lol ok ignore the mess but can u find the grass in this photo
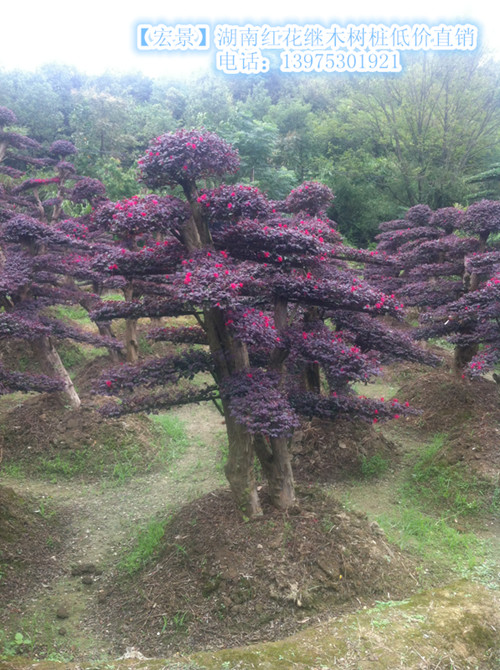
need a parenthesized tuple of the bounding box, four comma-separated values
(365, 433, 500, 586)
(149, 413, 190, 463)
(376, 506, 489, 578)
(50, 304, 91, 325)
(118, 516, 171, 575)
(402, 433, 500, 517)
(360, 452, 390, 479)
(57, 341, 108, 372)
(191, 581, 500, 670)
(31, 439, 146, 484)
(8, 413, 192, 485)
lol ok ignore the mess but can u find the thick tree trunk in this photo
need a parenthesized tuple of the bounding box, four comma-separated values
(254, 434, 296, 510)
(32, 336, 81, 409)
(204, 306, 262, 518)
(222, 400, 262, 518)
(252, 294, 297, 510)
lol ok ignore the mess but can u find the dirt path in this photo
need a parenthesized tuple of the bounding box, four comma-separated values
(0, 403, 226, 661)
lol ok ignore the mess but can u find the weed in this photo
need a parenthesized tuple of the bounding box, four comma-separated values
(360, 452, 389, 479)
(371, 617, 391, 628)
(320, 515, 336, 534)
(37, 452, 88, 480)
(174, 543, 188, 558)
(45, 651, 75, 662)
(368, 599, 410, 613)
(376, 506, 489, 576)
(118, 516, 170, 575)
(0, 632, 33, 658)
(138, 332, 155, 357)
(0, 462, 24, 478)
(340, 491, 354, 512)
(403, 433, 498, 517)
(172, 610, 189, 632)
(109, 461, 135, 485)
(36, 500, 55, 519)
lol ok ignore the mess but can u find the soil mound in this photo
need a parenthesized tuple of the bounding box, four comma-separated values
(291, 418, 396, 483)
(0, 486, 68, 610)
(396, 369, 500, 480)
(94, 486, 420, 658)
(0, 394, 162, 480)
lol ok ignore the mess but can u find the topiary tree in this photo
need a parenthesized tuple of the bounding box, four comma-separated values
(369, 200, 500, 376)
(415, 201, 500, 377)
(89, 192, 190, 362)
(90, 129, 436, 517)
(0, 107, 123, 407)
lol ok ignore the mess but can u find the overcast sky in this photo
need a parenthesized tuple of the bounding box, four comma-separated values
(0, 0, 497, 78)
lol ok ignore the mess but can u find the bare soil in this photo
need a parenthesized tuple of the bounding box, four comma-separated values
(92, 485, 421, 658)
(395, 366, 500, 481)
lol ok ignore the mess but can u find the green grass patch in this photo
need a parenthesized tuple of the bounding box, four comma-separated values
(50, 304, 91, 325)
(402, 433, 499, 517)
(118, 516, 171, 575)
(0, 462, 25, 478)
(4, 413, 193, 486)
(56, 340, 108, 375)
(149, 413, 190, 462)
(360, 452, 389, 479)
(32, 422, 163, 484)
(376, 506, 489, 578)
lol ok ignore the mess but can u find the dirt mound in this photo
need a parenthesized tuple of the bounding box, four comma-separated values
(94, 486, 420, 658)
(0, 393, 162, 480)
(0, 486, 68, 611)
(396, 369, 500, 480)
(291, 418, 397, 483)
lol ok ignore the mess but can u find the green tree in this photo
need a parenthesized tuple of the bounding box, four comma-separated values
(265, 98, 318, 181)
(345, 52, 500, 209)
(0, 69, 65, 144)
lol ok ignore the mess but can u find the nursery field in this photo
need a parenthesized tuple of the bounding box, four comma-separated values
(0, 321, 499, 670)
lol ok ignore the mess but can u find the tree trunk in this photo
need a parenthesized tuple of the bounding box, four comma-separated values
(124, 318, 139, 363)
(303, 362, 321, 393)
(32, 336, 81, 409)
(253, 294, 297, 510)
(453, 343, 478, 377)
(79, 291, 125, 364)
(301, 307, 321, 393)
(96, 321, 124, 364)
(222, 400, 262, 518)
(123, 283, 139, 363)
(204, 306, 262, 518)
(254, 434, 296, 510)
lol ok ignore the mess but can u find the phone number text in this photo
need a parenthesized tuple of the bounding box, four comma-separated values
(280, 50, 401, 73)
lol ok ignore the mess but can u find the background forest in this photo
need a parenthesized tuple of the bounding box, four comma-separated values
(1, 50, 500, 247)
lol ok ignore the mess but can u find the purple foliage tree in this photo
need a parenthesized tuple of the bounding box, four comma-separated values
(370, 200, 500, 376)
(90, 129, 436, 517)
(89, 193, 190, 362)
(0, 107, 122, 406)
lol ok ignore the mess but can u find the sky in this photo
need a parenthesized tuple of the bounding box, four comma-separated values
(0, 0, 498, 79)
